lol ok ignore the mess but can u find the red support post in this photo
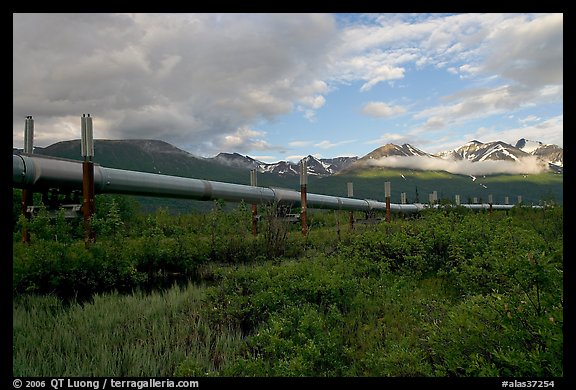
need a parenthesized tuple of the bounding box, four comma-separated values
(301, 184, 308, 236)
(82, 160, 96, 245)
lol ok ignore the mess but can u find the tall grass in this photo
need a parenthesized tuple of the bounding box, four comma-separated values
(13, 206, 563, 377)
(13, 282, 243, 376)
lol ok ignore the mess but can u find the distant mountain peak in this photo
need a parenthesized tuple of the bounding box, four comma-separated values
(208, 152, 358, 176)
(21, 137, 562, 179)
(357, 143, 431, 162)
(515, 138, 543, 153)
(339, 138, 562, 175)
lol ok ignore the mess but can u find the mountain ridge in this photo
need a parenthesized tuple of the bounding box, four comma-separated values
(13, 138, 563, 207)
(14, 137, 563, 177)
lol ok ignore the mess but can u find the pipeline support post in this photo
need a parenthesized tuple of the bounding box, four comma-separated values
(81, 114, 96, 246)
(347, 182, 354, 230)
(384, 181, 391, 223)
(21, 115, 35, 243)
(300, 160, 308, 236)
(250, 169, 258, 236)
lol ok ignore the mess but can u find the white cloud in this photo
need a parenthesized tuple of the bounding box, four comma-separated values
(13, 13, 562, 160)
(299, 95, 326, 110)
(481, 13, 563, 88)
(315, 140, 336, 149)
(362, 101, 406, 117)
(213, 126, 272, 154)
(289, 140, 312, 147)
(328, 13, 508, 91)
(412, 83, 562, 131)
(408, 114, 563, 156)
(13, 13, 339, 154)
(314, 139, 356, 149)
(519, 115, 540, 124)
(472, 115, 563, 148)
(333, 13, 562, 134)
(365, 155, 547, 176)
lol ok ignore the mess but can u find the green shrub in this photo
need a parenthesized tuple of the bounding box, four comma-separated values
(425, 293, 563, 377)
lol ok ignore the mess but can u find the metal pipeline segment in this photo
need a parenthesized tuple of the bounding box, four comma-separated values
(460, 203, 515, 211)
(12, 154, 530, 213)
(13, 154, 396, 213)
(13, 153, 276, 203)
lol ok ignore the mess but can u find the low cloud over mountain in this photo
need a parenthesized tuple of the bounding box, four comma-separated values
(350, 139, 562, 176)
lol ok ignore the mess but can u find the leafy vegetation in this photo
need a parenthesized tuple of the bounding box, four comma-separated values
(12, 192, 563, 377)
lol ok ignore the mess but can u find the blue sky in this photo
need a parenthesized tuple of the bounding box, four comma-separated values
(13, 13, 563, 163)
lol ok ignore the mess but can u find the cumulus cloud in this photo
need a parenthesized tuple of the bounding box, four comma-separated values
(481, 13, 563, 88)
(329, 13, 507, 90)
(289, 140, 313, 147)
(362, 101, 406, 117)
(13, 13, 338, 155)
(13, 13, 562, 160)
(409, 14, 562, 133)
(211, 126, 272, 154)
(365, 155, 547, 176)
(412, 83, 562, 132)
(520, 115, 540, 124)
(314, 139, 356, 149)
(471, 115, 563, 148)
(332, 13, 562, 140)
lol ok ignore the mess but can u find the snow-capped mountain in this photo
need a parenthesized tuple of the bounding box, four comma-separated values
(345, 143, 436, 171)
(515, 138, 543, 154)
(436, 140, 528, 162)
(302, 155, 358, 176)
(208, 153, 358, 176)
(515, 138, 563, 171)
(211, 152, 262, 170)
(339, 139, 563, 175)
(435, 139, 563, 173)
(260, 160, 300, 176)
(358, 143, 432, 162)
(210, 138, 562, 177)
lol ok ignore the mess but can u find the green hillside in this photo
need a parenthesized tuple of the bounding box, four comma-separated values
(28, 140, 563, 213)
(308, 168, 563, 206)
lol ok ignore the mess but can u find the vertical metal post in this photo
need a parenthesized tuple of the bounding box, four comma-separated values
(488, 194, 493, 214)
(21, 116, 34, 243)
(517, 195, 522, 205)
(347, 182, 354, 230)
(81, 114, 96, 246)
(384, 181, 391, 223)
(300, 159, 308, 236)
(455, 194, 460, 206)
(250, 169, 258, 236)
(504, 196, 509, 205)
(23, 116, 34, 154)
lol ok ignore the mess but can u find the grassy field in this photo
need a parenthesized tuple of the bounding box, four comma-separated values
(12, 201, 563, 378)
